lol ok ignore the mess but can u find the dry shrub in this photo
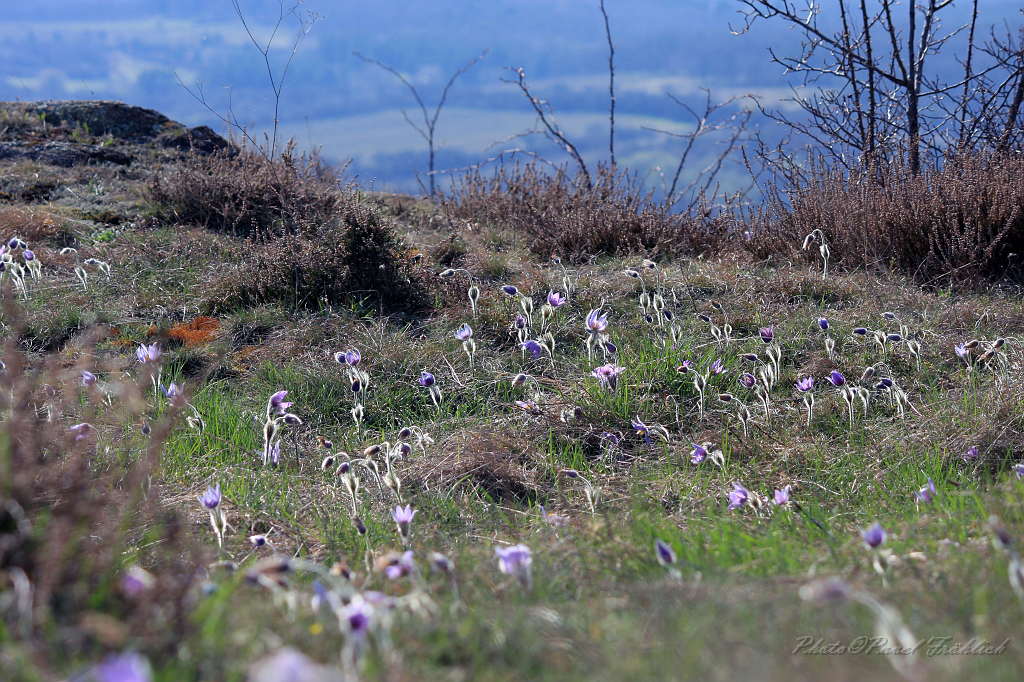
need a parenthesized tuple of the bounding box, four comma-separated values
(0, 207, 74, 245)
(0, 333, 201, 669)
(443, 162, 736, 262)
(146, 142, 340, 239)
(748, 152, 1024, 285)
(212, 191, 430, 312)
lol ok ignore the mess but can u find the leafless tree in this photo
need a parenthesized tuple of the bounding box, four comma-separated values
(733, 0, 1015, 174)
(355, 51, 489, 197)
(599, 0, 616, 167)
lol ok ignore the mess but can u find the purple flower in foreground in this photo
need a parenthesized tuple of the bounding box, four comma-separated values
(267, 390, 292, 414)
(135, 342, 161, 364)
(655, 538, 676, 566)
(455, 323, 473, 340)
(82, 371, 96, 387)
(852, 327, 868, 336)
(915, 478, 936, 503)
(495, 544, 532, 581)
(796, 376, 814, 392)
(954, 344, 969, 359)
(345, 598, 374, 638)
(522, 340, 543, 359)
(385, 550, 416, 579)
(502, 285, 518, 296)
(95, 651, 152, 682)
(827, 371, 845, 387)
(604, 340, 618, 355)
(773, 485, 792, 507)
(727, 482, 748, 510)
(23, 249, 34, 261)
(1013, 463, 1024, 480)
(591, 363, 625, 390)
(514, 314, 527, 330)
(862, 522, 886, 549)
(690, 443, 708, 464)
(418, 371, 435, 388)
(759, 326, 774, 344)
(710, 358, 726, 375)
(586, 308, 609, 333)
(547, 290, 566, 307)
(197, 483, 221, 510)
(739, 373, 756, 389)
(344, 349, 361, 366)
(962, 445, 979, 461)
(69, 422, 93, 442)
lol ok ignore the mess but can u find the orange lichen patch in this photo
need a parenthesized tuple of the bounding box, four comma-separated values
(167, 316, 221, 347)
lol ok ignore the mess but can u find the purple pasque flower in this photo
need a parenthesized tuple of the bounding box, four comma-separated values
(915, 478, 936, 503)
(862, 522, 886, 549)
(82, 371, 97, 387)
(455, 323, 473, 340)
(135, 342, 161, 364)
(655, 538, 676, 566)
(632, 417, 652, 446)
(852, 327, 868, 336)
(418, 371, 435, 388)
(522, 339, 543, 359)
(690, 443, 708, 464)
(495, 544, 532, 582)
(267, 389, 292, 415)
(954, 344, 969, 359)
(197, 483, 221, 510)
(962, 445, 979, 461)
(827, 371, 845, 387)
(95, 651, 152, 682)
(874, 377, 893, 390)
(514, 314, 527, 330)
(728, 482, 748, 510)
(23, 249, 34, 261)
(539, 505, 568, 527)
(547, 290, 566, 307)
(121, 565, 154, 597)
(385, 550, 416, 579)
(759, 326, 774, 344)
(817, 317, 829, 331)
(392, 504, 418, 536)
(1013, 463, 1024, 480)
(502, 285, 519, 296)
(739, 372, 756, 389)
(604, 340, 618, 355)
(796, 376, 814, 392)
(345, 598, 374, 638)
(69, 422, 93, 442)
(676, 359, 692, 374)
(250, 534, 268, 548)
(773, 485, 792, 507)
(591, 363, 625, 390)
(586, 308, 609, 333)
(344, 349, 361, 366)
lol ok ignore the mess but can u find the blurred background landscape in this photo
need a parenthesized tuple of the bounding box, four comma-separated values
(3, 0, 1020, 195)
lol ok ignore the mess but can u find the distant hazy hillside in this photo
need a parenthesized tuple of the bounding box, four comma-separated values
(6, 0, 1021, 192)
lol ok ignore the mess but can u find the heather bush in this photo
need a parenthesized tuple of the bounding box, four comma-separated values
(443, 162, 737, 262)
(748, 152, 1024, 285)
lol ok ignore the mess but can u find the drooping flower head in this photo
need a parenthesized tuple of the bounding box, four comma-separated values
(418, 371, 435, 388)
(862, 522, 886, 549)
(728, 482, 748, 510)
(632, 417, 652, 445)
(502, 285, 518, 297)
(690, 443, 708, 464)
(827, 371, 845, 387)
(655, 538, 676, 566)
(522, 340, 543, 359)
(267, 390, 292, 415)
(817, 317, 829, 331)
(586, 308, 609, 333)
(514, 314, 527, 330)
(198, 483, 221, 510)
(547, 290, 566, 307)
